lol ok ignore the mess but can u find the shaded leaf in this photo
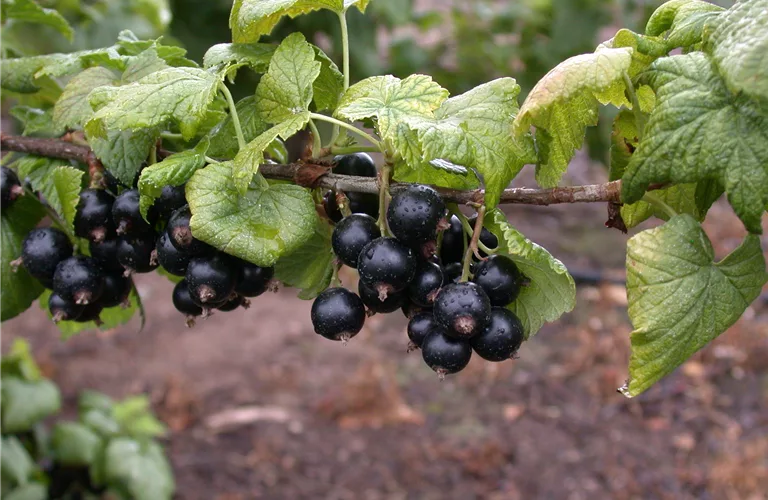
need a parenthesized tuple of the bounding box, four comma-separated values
(1, 376, 61, 433)
(52, 67, 118, 130)
(2, 0, 74, 41)
(104, 438, 174, 500)
(207, 96, 268, 159)
(274, 217, 334, 299)
(51, 422, 102, 466)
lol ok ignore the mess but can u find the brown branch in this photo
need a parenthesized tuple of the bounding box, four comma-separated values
(1, 134, 623, 205)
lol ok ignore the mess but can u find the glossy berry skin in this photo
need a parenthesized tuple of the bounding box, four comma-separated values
(407, 311, 439, 350)
(443, 262, 463, 283)
(471, 308, 524, 362)
(217, 294, 248, 312)
(154, 184, 187, 221)
(311, 287, 366, 342)
(1, 166, 23, 210)
(357, 237, 417, 300)
(468, 215, 498, 257)
(113, 189, 155, 235)
(439, 215, 465, 265)
(332, 214, 381, 268)
(235, 260, 274, 297)
(99, 273, 132, 308)
(116, 233, 158, 274)
(48, 292, 84, 323)
(167, 206, 211, 256)
(386, 185, 446, 246)
(89, 239, 124, 273)
(408, 262, 444, 308)
(421, 330, 472, 377)
(186, 253, 237, 306)
(21, 228, 73, 288)
(472, 255, 524, 306)
(333, 153, 377, 177)
(401, 299, 429, 320)
(172, 279, 203, 317)
(323, 190, 379, 223)
(156, 232, 191, 276)
(53, 256, 105, 305)
(74, 189, 116, 243)
(358, 280, 405, 314)
(74, 302, 104, 323)
(433, 282, 491, 339)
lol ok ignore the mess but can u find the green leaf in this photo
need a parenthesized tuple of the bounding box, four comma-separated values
(0, 54, 61, 93)
(113, 395, 167, 438)
(1, 376, 61, 433)
(1, 339, 43, 381)
(138, 138, 209, 219)
(514, 47, 633, 188)
(86, 67, 222, 141)
(52, 67, 118, 130)
(1, 194, 46, 322)
(274, 217, 334, 299)
(485, 209, 576, 337)
(187, 161, 316, 266)
(393, 159, 480, 190)
(203, 42, 276, 71)
(598, 29, 668, 78)
(51, 422, 102, 466)
(104, 438, 174, 500)
(621, 53, 768, 234)
(312, 45, 344, 112)
(623, 215, 767, 397)
(79, 390, 115, 415)
(116, 31, 194, 68)
(121, 46, 171, 83)
(10, 106, 64, 136)
(2, 0, 74, 41)
(13, 158, 85, 231)
(1, 436, 35, 487)
(207, 96, 268, 159)
(3, 483, 47, 500)
(710, 0, 768, 101)
(88, 129, 158, 187)
(39, 289, 140, 338)
(646, 0, 723, 49)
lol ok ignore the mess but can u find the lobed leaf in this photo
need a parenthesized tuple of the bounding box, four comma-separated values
(207, 96, 268, 159)
(274, 217, 334, 299)
(203, 42, 276, 71)
(53, 67, 118, 130)
(1, 0, 74, 41)
(312, 46, 344, 112)
(88, 129, 159, 187)
(646, 0, 723, 49)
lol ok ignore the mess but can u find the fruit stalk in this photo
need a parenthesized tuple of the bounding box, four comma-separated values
(460, 206, 486, 282)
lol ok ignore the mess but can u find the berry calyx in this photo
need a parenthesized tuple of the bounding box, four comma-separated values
(433, 282, 491, 339)
(53, 256, 105, 305)
(172, 279, 204, 327)
(331, 213, 381, 268)
(357, 237, 417, 301)
(74, 189, 116, 243)
(311, 287, 366, 343)
(1, 166, 23, 210)
(112, 189, 155, 235)
(116, 232, 158, 274)
(470, 308, 524, 362)
(472, 255, 524, 306)
(48, 292, 84, 323)
(386, 185, 446, 246)
(19, 228, 73, 288)
(156, 231, 191, 277)
(408, 262, 444, 308)
(235, 260, 275, 297)
(217, 294, 250, 312)
(154, 184, 187, 221)
(439, 215, 465, 265)
(421, 330, 472, 379)
(358, 280, 406, 315)
(407, 311, 439, 352)
(98, 273, 132, 308)
(185, 253, 237, 306)
(167, 206, 211, 255)
(89, 239, 125, 273)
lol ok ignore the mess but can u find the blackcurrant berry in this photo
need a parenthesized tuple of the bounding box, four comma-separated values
(113, 189, 156, 235)
(471, 307, 524, 362)
(386, 185, 446, 246)
(89, 239, 124, 273)
(104, 170, 122, 194)
(433, 282, 491, 339)
(407, 311, 439, 351)
(357, 237, 417, 300)
(408, 262, 444, 308)
(48, 292, 84, 323)
(323, 190, 379, 223)
(156, 231, 191, 276)
(154, 184, 187, 221)
(167, 206, 211, 256)
(468, 215, 498, 257)
(358, 280, 405, 314)
(323, 191, 344, 223)
(310, 287, 366, 342)
(333, 153, 377, 177)
(172, 279, 204, 326)
(331, 214, 381, 268)
(53, 256, 105, 305)
(439, 215, 465, 265)
(116, 232, 158, 274)
(234, 260, 275, 297)
(421, 330, 472, 378)
(74, 302, 104, 324)
(443, 262, 463, 283)
(217, 294, 249, 312)
(99, 273, 132, 308)
(401, 299, 429, 319)
(186, 253, 237, 306)
(74, 189, 116, 243)
(19, 228, 73, 288)
(1, 166, 23, 211)
(472, 255, 524, 306)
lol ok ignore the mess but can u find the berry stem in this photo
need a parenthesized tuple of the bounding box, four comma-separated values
(641, 192, 678, 219)
(460, 205, 486, 282)
(309, 113, 381, 151)
(308, 119, 323, 159)
(335, 192, 353, 217)
(330, 145, 380, 155)
(377, 162, 393, 236)
(623, 72, 646, 142)
(220, 83, 246, 151)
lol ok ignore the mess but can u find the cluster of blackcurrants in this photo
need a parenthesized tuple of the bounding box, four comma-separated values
(311, 155, 527, 379)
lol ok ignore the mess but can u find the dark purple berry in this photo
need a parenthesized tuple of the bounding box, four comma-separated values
(332, 214, 381, 268)
(48, 292, 84, 323)
(401, 299, 428, 320)
(1, 166, 23, 210)
(407, 311, 439, 351)
(472, 255, 524, 306)
(387, 185, 446, 246)
(156, 231, 191, 277)
(408, 262, 444, 308)
(154, 184, 187, 221)
(89, 239, 124, 273)
(323, 190, 379, 223)
(217, 294, 249, 312)
(74, 302, 104, 323)
(358, 280, 405, 314)
(235, 260, 274, 297)
(74, 189, 116, 243)
(444, 262, 463, 283)
(98, 273, 131, 308)
(20, 228, 73, 288)
(433, 282, 491, 339)
(116, 232, 158, 274)
(357, 237, 417, 300)
(471, 308, 524, 361)
(311, 287, 366, 342)
(421, 330, 472, 378)
(172, 279, 204, 326)
(440, 215, 465, 265)
(333, 153, 377, 177)
(53, 256, 105, 305)
(185, 253, 237, 306)
(167, 206, 211, 256)
(113, 189, 156, 235)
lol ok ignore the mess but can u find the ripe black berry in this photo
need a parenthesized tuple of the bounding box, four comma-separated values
(443, 262, 463, 283)
(53, 256, 105, 305)
(471, 308, 524, 361)
(1, 166, 23, 210)
(386, 185, 446, 246)
(401, 299, 428, 319)
(407, 311, 439, 351)
(421, 330, 472, 378)
(433, 282, 491, 339)
(112, 189, 155, 235)
(408, 262, 444, 308)
(172, 279, 204, 326)
(472, 255, 524, 306)
(440, 215, 465, 265)
(154, 184, 187, 221)
(358, 280, 405, 314)
(186, 253, 237, 305)
(167, 206, 211, 255)
(235, 260, 275, 297)
(217, 294, 249, 312)
(99, 273, 132, 308)
(156, 231, 191, 276)
(323, 190, 379, 223)
(468, 215, 498, 257)
(357, 237, 417, 300)
(333, 153, 377, 177)
(48, 292, 84, 323)
(331, 214, 381, 268)
(74, 302, 104, 324)
(116, 232, 158, 274)
(20, 228, 73, 288)
(74, 189, 116, 243)
(89, 239, 124, 273)
(311, 287, 366, 342)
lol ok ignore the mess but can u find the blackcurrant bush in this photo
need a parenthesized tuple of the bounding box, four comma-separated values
(1, 166, 23, 210)
(48, 292, 84, 323)
(116, 232, 158, 274)
(186, 253, 237, 306)
(310, 287, 366, 342)
(99, 273, 132, 308)
(471, 308, 524, 362)
(468, 215, 498, 257)
(358, 280, 405, 314)
(156, 231, 191, 277)
(331, 214, 381, 268)
(167, 206, 211, 256)
(154, 184, 187, 221)
(333, 153, 377, 177)
(19, 228, 73, 288)
(408, 262, 444, 308)
(440, 215, 465, 265)
(235, 260, 275, 297)
(357, 237, 417, 300)
(89, 239, 124, 273)
(53, 256, 105, 305)
(74, 302, 104, 324)
(387, 185, 446, 246)
(421, 330, 472, 379)
(472, 255, 524, 306)
(407, 311, 439, 351)
(172, 279, 204, 326)
(217, 294, 249, 312)
(443, 262, 463, 283)
(113, 189, 156, 235)
(433, 282, 491, 339)
(74, 189, 116, 243)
